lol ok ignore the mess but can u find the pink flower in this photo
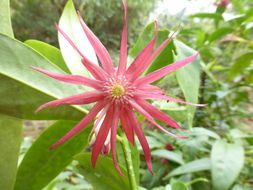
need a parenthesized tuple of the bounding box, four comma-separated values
(31, 0, 205, 176)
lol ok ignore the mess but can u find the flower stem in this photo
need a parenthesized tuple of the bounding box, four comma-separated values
(120, 132, 138, 190)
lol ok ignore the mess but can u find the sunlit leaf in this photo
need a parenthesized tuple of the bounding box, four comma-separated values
(58, 0, 98, 76)
(0, 0, 13, 37)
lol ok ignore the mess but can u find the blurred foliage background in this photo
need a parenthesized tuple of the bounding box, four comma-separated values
(11, 0, 156, 49)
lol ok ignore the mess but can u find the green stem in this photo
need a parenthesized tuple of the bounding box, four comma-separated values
(120, 132, 138, 190)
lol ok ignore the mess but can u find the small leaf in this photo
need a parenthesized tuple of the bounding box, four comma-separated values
(164, 158, 211, 179)
(24, 40, 71, 73)
(58, 0, 98, 76)
(0, 114, 22, 190)
(189, 127, 220, 139)
(0, 0, 14, 37)
(174, 40, 201, 129)
(190, 13, 223, 20)
(151, 150, 184, 165)
(171, 181, 189, 190)
(14, 121, 92, 190)
(211, 140, 244, 190)
(75, 153, 131, 190)
(208, 27, 233, 43)
(229, 52, 253, 79)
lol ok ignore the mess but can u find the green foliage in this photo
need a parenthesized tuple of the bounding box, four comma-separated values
(0, 114, 22, 190)
(0, 0, 14, 37)
(75, 153, 131, 190)
(14, 121, 92, 190)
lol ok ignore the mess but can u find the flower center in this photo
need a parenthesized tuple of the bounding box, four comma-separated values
(111, 85, 125, 97)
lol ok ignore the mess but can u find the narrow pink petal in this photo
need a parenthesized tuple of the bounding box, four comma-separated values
(36, 91, 104, 112)
(128, 110, 153, 173)
(55, 24, 84, 58)
(135, 54, 198, 86)
(50, 101, 106, 149)
(110, 106, 124, 176)
(120, 107, 135, 145)
(134, 92, 207, 107)
(139, 85, 165, 95)
(117, 0, 128, 75)
(92, 106, 114, 167)
(126, 21, 158, 80)
(129, 100, 187, 139)
(134, 99, 182, 130)
(81, 57, 107, 81)
(30, 66, 102, 90)
(77, 12, 114, 74)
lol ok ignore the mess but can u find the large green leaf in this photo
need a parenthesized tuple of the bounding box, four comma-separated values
(175, 41, 201, 129)
(75, 153, 131, 190)
(164, 158, 211, 179)
(0, 34, 88, 120)
(129, 22, 175, 75)
(58, 0, 98, 76)
(14, 121, 92, 190)
(24, 39, 71, 74)
(0, 114, 22, 190)
(190, 13, 223, 20)
(211, 140, 244, 190)
(0, 0, 14, 37)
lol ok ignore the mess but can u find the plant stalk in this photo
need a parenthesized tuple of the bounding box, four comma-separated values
(120, 132, 138, 190)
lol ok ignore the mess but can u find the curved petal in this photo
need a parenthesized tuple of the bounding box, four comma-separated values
(135, 54, 198, 86)
(117, 0, 128, 75)
(127, 109, 153, 173)
(110, 106, 124, 176)
(134, 91, 207, 107)
(129, 100, 187, 139)
(50, 100, 106, 149)
(81, 57, 108, 81)
(77, 12, 114, 74)
(36, 90, 104, 112)
(138, 85, 165, 95)
(134, 99, 182, 130)
(92, 106, 114, 167)
(120, 107, 135, 145)
(126, 21, 158, 80)
(30, 66, 102, 90)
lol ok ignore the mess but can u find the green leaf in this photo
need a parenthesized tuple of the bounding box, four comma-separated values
(190, 13, 223, 20)
(14, 121, 92, 190)
(0, 34, 88, 120)
(129, 22, 175, 76)
(58, 0, 98, 76)
(0, 0, 14, 37)
(189, 127, 220, 139)
(75, 153, 131, 190)
(208, 27, 234, 43)
(211, 140, 244, 190)
(174, 40, 201, 129)
(151, 150, 185, 165)
(164, 158, 211, 179)
(0, 114, 22, 190)
(229, 52, 253, 79)
(24, 40, 71, 74)
(171, 181, 189, 190)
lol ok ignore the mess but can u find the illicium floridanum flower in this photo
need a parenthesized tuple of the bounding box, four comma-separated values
(31, 0, 205, 176)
